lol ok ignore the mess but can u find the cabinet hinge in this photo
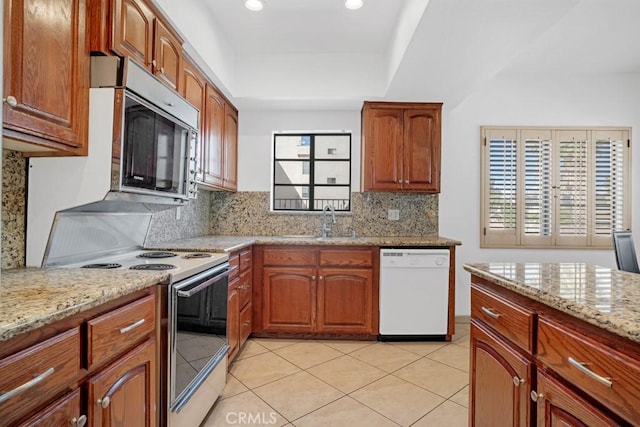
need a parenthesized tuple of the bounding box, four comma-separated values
(628, 139, 630, 148)
(483, 227, 487, 236)
(483, 137, 487, 147)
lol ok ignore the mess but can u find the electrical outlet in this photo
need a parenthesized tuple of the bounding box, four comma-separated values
(388, 209, 400, 221)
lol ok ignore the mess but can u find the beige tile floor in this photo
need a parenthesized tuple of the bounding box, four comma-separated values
(202, 322, 470, 427)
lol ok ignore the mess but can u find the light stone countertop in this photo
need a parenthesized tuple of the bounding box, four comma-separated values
(0, 268, 169, 342)
(146, 235, 462, 253)
(464, 262, 640, 344)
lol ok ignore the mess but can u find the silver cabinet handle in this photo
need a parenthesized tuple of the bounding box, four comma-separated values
(0, 367, 54, 404)
(481, 306, 501, 319)
(530, 390, 543, 402)
(120, 318, 145, 335)
(567, 357, 612, 388)
(97, 396, 110, 408)
(3, 96, 17, 107)
(512, 376, 525, 386)
(71, 415, 87, 427)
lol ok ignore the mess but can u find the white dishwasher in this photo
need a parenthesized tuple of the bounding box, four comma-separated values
(379, 248, 450, 339)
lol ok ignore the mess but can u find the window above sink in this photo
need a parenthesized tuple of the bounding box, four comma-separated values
(272, 132, 352, 212)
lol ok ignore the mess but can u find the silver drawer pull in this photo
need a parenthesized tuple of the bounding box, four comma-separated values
(120, 318, 145, 335)
(567, 357, 612, 388)
(0, 367, 55, 404)
(481, 306, 501, 319)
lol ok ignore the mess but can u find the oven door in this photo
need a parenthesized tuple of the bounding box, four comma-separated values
(169, 262, 231, 412)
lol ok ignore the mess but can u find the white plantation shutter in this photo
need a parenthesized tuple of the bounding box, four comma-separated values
(522, 130, 553, 245)
(592, 130, 629, 245)
(483, 129, 518, 245)
(481, 127, 630, 248)
(556, 131, 588, 246)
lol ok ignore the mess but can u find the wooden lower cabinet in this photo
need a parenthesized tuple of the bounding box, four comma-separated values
(227, 276, 241, 360)
(255, 246, 378, 337)
(534, 370, 620, 427)
(317, 268, 373, 333)
(470, 321, 532, 427)
(263, 267, 315, 333)
(228, 247, 253, 362)
(88, 338, 157, 427)
(18, 388, 83, 427)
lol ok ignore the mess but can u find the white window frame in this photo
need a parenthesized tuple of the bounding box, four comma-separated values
(480, 126, 631, 248)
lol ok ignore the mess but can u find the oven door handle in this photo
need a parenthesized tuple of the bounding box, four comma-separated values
(175, 265, 236, 298)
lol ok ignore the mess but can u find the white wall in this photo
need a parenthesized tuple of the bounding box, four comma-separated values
(237, 110, 361, 192)
(440, 72, 640, 315)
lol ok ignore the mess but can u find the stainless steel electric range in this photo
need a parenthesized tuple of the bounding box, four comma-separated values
(41, 211, 231, 427)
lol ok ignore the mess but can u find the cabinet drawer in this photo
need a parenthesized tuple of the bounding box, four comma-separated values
(537, 317, 640, 425)
(17, 388, 82, 427)
(263, 248, 317, 266)
(0, 328, 80, 425)
(471, 285, 534, 353)
(239, 248, 252, 272)
(87, 294, 156, 369)
(229, 253, 240, 280)
(320, 249, 373, 268)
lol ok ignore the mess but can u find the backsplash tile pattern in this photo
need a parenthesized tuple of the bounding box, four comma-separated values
(145, 192, 213, 246)
(2, 150, 26, 269)
(209, 191, 438, 236)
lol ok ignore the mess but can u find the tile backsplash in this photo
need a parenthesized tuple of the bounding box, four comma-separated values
(2, 150, 26, 269)
(209, 191, 438, 236)
(145, 192, 212, 246)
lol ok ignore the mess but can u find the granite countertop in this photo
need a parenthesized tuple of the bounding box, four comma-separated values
(147, 235, 462, 253)
(464, 262, 640, 344)
(0, 268, 169, 342)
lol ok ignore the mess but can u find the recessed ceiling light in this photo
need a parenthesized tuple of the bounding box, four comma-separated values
(345, 0, 363, 10)
(245, 0, 264, 11)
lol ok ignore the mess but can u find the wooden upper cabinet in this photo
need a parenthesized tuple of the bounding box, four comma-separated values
(111, 0, 153, 69)
(90, 0, 183, 91)
(153, 18, 181, 90)
(361, 102, 442, 193)
(3, 0, 89, 155)
(203, 85, 225, 188)
(180, 56, 206, 177)
(403, 108, 441, 192)
(223, 103, 238, 191)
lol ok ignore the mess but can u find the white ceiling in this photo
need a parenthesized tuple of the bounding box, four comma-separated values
(157, 0, 640, 110)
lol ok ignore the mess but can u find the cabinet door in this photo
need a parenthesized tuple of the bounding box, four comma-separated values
(263, 267, 315, 333)
(362, 107, 403, 191)
(534, 370, 620, 427)
(403, 108, 441, 192)
(112, 0, 154, 71)
(240, 303, 252, 348)
(317, 268, 373, 334)
(202, 85, 224, 188)
(227, 277, 240, 361)
(88, 339, 157, 427)
(17, 388, 83, 427)
(3, 0, 89, 154)
(153, 18, 181, 91)
(180, 57, 206, 180)
(223, 102, 238, 191)
(470, 321, 532, 427)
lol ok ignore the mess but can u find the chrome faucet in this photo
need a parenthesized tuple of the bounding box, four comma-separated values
(321, 205, 336, 238)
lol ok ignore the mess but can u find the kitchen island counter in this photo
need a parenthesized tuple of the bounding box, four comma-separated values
(0, 268, 168, 342)
(464, 262, 640, 344)
(146, 234, 462, 253)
